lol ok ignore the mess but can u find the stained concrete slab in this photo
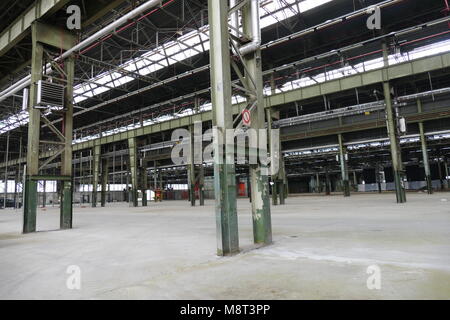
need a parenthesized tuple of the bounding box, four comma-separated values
(0, 192, 449, 299)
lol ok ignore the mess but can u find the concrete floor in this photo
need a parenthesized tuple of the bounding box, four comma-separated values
(0, 192, 449, 300)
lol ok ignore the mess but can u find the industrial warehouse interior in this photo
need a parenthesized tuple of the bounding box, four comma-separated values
(0, 0, 450, 303)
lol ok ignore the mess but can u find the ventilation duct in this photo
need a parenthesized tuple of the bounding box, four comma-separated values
(36, 80, 65, 109)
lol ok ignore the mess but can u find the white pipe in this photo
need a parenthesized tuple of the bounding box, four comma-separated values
(239, 0, 261, 56)
(0, 0, 163, 103)
(230, 0, 239, 38)
(0, 75, 31, 98)
(0, 66, 52, 102)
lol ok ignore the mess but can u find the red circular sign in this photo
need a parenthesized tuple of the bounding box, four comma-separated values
(242, 109, 251, 126)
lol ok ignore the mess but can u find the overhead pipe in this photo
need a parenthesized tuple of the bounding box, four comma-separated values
(0, 66, 53, 102)
(57, 0, 164, 61)
(230, 0, 239, 39)
(0, 0, 165, 103)
(239, 0, 261, 56)
(0, 74, 32, 99)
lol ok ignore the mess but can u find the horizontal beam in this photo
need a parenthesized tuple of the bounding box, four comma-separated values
(281, 108, 450, 141)
(265, 53, 450, 108)
(0, 0, 70, 58)
(28, 175, 72, 181)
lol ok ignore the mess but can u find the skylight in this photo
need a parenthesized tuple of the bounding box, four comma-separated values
(0, 0, 335, 135)
(72, 0, 334, 104)
(72, 39, 450, 144)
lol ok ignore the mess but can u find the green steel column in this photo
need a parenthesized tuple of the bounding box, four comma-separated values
(383, 42, 406, 203)
(60, 54, 74, 229)
(316, 173, 321, 193)
(188, 124, 196, 206)
(141, 166, 148, 207)
(376, 164, 382, 194)
(100, 159, 109, 207)
(208, 0, 239, 256)
(3, 133, 9, 209)
(23, 30, 43, 233)
(242, 2, 272, 245)
(13, 167, 19, 210)
(92, 144, 100, 207)
(437, 156, 445, 190)
(266, 108, 278, 206)
(199, 164, 205, 206)
(279, 158, 287, 205)
(128, 137, 138, 207)
(42, 180, 46, 207)
(153, 161, 158, 192)
(268, 72, 282, 205)
(338, 134, 350, 197)
(417, 99, 432, 194)
(325, 168, 331, 195)
(159, 170, 163, 193)
(444, 159, 449, 189)
(271, 180, 278, 205)
(383, 80, 406, 203)
(15, 138, 23, 210)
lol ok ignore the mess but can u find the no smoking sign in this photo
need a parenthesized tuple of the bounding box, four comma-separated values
(242, 109, 251, 127)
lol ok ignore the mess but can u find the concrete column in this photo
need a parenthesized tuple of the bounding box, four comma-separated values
(266, 108, 278, 206)
(188, 124, 196, 207)
(385, 80, 406, 203)
(444, 159, 449, 189)
(23, 39, 43, 233)
(437, 156, 445, 190)
(42, 180, 46, 207)
(79, 152, 83, 203)
(338, 134, 350, 197)
(15, 138, 22, 209)
(199, 165, 205, 206)
(242, 2, 272, 245)
(92, 144, 100, 207)
(418, 100, 432, 194)
(271, 178, 278, 205)
(208, 0, 239, 255)
(279, 158, 286, 205)
(325, 168, 331, 195)
(3, 133, 9, 209)
(267, 108, 286, 205)
(383, 42, 406, 203)
(100, 159, 109, 207)
(376, 165, 382, 194)
(128, 137, 138, 207)
(60, 54, 75, 229)
(316, 172, 321, 193)
(13, 166, 18, 209)
(268, 69, 285, 204)
(248, 174, 252, 202)
(153, 161, 158, 191)
(141, 165, 148, 206)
